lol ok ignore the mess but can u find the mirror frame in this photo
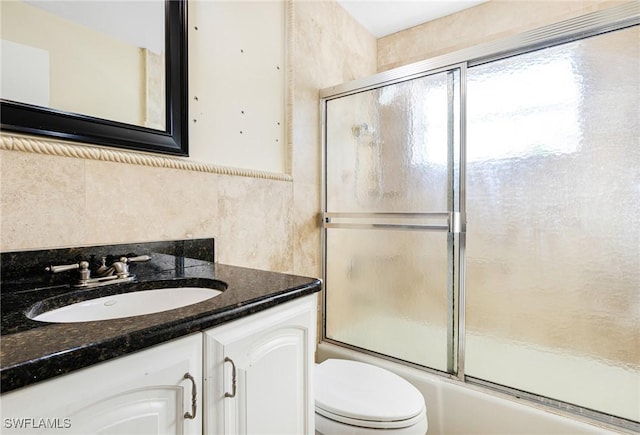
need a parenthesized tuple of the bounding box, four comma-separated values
(0, 0, 188, 156)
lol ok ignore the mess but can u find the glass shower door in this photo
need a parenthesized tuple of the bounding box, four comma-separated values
(323, 68, 461, 372)
(465, 26, 640, 422)
(321, 7, 639, 428)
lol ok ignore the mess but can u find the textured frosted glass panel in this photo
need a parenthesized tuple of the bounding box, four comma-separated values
(325, 228, 449, 371)
(466, 27, 639, 421)
(325, 71, 456, 212)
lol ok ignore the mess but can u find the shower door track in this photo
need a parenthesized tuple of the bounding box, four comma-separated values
(319, 3, 639, 101)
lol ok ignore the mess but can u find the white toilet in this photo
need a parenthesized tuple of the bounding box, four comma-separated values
(315, 359, 428, 434)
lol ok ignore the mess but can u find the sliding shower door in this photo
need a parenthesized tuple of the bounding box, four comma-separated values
(465, 25, 639, 422)
(323, 68, 461, 372)
(322, 5, 638, 428)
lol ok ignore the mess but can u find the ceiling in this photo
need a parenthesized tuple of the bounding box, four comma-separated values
(25, 0, 488, 51)
(337, 0, 488, 38)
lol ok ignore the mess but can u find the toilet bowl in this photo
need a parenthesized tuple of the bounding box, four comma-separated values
(315, 359, 428, 434)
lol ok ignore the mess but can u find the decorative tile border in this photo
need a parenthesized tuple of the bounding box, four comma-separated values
(0, 134, 293, 182)
(285, 0, 295, 175)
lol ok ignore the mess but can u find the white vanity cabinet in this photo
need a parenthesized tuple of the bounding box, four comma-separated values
(0, 333, 203, 435)
(204, 295, 317, 435)
(1, 294, 317, 435)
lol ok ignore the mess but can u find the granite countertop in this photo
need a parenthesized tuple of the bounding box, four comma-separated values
(0, 239, 322, 393)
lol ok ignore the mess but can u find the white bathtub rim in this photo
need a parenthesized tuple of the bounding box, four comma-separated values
(316, 341, 631, 435)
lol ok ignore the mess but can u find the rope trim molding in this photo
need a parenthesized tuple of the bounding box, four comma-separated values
(0, 134, 293, 182)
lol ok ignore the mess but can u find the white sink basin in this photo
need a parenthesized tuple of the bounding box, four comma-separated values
(31, 287, 222, 323)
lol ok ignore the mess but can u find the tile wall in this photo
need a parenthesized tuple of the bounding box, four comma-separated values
(378, 0, 625, 72)
(0, 0, 377, 283)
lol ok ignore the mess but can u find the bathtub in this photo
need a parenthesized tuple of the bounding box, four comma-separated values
(317, 342, 626, 435)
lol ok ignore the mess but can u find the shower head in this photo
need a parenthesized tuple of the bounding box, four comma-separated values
(351, 123, 369, 138)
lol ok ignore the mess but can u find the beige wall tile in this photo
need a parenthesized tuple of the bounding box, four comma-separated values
(292, 182, 322, 278)
(1, 149, 86, 250)
(83, 159, 219, 246)
(378, 0, 626, 72)
(216, 175, 293, 273)
(290, 0, 376, 284)
(291, 0, 376, 186)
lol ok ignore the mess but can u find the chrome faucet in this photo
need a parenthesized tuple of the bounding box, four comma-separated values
(46, 255, 151, 288)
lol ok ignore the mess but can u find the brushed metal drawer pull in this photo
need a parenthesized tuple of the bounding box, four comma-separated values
(224, 357, 237, 398)
(183, 372, 197, 419)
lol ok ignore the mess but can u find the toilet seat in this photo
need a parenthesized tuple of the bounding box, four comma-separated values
(315, 359, 426, 430)
(316, 405, 426, 430)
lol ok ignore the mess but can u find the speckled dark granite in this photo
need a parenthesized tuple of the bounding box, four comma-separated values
(0, 239, 321, 393)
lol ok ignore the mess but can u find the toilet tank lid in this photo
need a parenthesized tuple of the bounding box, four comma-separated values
(315, 359, 425, 422)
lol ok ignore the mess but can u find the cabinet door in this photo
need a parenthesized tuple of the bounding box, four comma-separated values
(204, 295, 317, 435)
(1, 333, 202, 435)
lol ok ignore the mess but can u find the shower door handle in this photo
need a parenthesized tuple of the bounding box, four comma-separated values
(449, 212, 465, 234)
(322, 212, 464, 232)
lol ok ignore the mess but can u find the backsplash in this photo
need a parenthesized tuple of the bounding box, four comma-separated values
(1, 238, 215, 293)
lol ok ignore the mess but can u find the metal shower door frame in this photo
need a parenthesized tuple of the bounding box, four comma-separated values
(320, 62, 467, 379)
(320, 5, 639, 430)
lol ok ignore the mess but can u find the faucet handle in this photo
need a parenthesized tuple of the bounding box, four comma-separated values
(46, 262, 81, 273)
(46, 261, 90, 281)
(111, 255, 150, 279)
(123, 255, 151, 263)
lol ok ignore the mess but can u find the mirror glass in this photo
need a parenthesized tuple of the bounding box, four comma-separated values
(1, 1, 166, 129)
(0, 0, 187, 156)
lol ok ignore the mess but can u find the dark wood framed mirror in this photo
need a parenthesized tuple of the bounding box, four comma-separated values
(0, 0, 188, 156)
